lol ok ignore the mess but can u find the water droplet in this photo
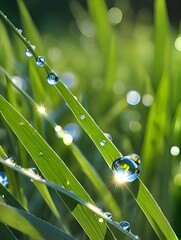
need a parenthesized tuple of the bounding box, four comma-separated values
(80, 114, 85, 120)
(28, 168, 39, 175)
(126, 90, 141, 105)
(142, 93, 154, 107)
(98, 218, 104, 223)
(39, 152, 43, 157)
(36, 56, 45, 67)
(112, 154, 141, 183)
(64, 123, 81, 141)
(0, 172, 8, 186)
(104, 133, 112, 141)
(66, 181, 70, 185)
(175, 35, 181, 52)
(1, 195, 5, 199)
(18, 28, 23, 34)
(47, 71, 59, 85)
(63, 133, 73, 145)
(108, 7, 123, 25)
(119, 221, 131, 231)
(134, 235, 140, 240)
(26, 49, 33, 57)
(104, 212, 112, 220)
(5, 156, 16, 165)
(170, 146, 180, 156)
(19, 122, 24, 126)
(100, 140, 106, 146)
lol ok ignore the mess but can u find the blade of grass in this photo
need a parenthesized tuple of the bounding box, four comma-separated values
(0, 66, 122, 221)
(0, 10, 178, 240)
(0, 202, 75, 240)
(0, 223, 18, 240)
(0, 155, 139, 240)
(153, 0, 169, 90)
(0, 96, 117, 240)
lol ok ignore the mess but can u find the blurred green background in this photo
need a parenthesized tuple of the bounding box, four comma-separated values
(0, 0, 181, 239)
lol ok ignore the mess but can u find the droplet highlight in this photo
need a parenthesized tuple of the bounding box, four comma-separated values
(47, 71, 59, 85)
(170, 146, 180, 156)
(112, 154, 141, 183)
(0, 172, 8, 186)
(100, 140, 106, 146)
(119, 221, 131, 231)
(26, 49, 33, 57)
(36, 56, 45, 67)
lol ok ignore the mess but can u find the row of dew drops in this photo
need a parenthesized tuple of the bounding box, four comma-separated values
(20, 26, 142, 183)
(0, 156, 140, 239)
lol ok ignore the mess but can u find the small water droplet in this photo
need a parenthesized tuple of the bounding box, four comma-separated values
(126, 90, 141, 105)
(134, 235, 140, 240)
(2, 195, 5, 199)
(28, 168, 39, 175)
(0, 172, 8, 186)
(80, 114, 85, 120)
(19, 122, 24, 126)
(18, 28, 23, 34)
(5, 156, 16, 165)
(98, 218, 104, 223)
(26, 49, 33, 57)
(100, 140, 106, 146)
(25, 45, 35, 57)
(64, 123, 81, 141)
(104, 212, 112, 220)
(104, 133, 112, 141)
(66, 181, 70, 185)
(112, 154, 141, 183)
(36, 56, 45, 67)
(119, 221, 131, 231)
(47, 71, 59, 85)
(39, 152, 43, 157)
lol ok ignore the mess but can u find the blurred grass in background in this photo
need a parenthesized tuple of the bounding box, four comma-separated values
(0, 0, 181, 239)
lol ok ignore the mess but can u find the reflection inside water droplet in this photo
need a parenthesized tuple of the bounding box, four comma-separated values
(26, 45, 35, 57)
(0, 172, 8, 186)
(47, 71, 59, 85)
(119, 221, 131, 231)
(112, 154, 141, 183)
(18, 28, 23, 34)
(36, 56, 45, 67)
(28, 168, 39, 175)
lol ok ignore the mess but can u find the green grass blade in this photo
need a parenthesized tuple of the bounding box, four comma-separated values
(0, 202, 75, 240)
(0, 156, 138, 240)
(153, 0, 169, 89)
(0, 96, 117, 240)
(87, 0, 111, 55)
(0, 223, 18, 240)
(17, 0, 44, 54)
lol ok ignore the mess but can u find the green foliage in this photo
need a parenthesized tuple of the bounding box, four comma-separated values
(0, 0, 180, 239)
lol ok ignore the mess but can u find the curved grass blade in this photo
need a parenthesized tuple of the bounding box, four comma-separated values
(0, 223, 18, 240)
(0, 10, 178, 240)
(0, 202, 75, 240)
(0, 96, 116, 240)
(0, 66, 122, 221)
(0, 156, 139, 240)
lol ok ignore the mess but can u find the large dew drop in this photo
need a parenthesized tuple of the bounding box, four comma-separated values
(119, 221, 131, 231)
(0, 171, 8, 186)
(47, 71, 59, 85)
(112, 154, 141, 183)
(36, 56, 45, 67)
